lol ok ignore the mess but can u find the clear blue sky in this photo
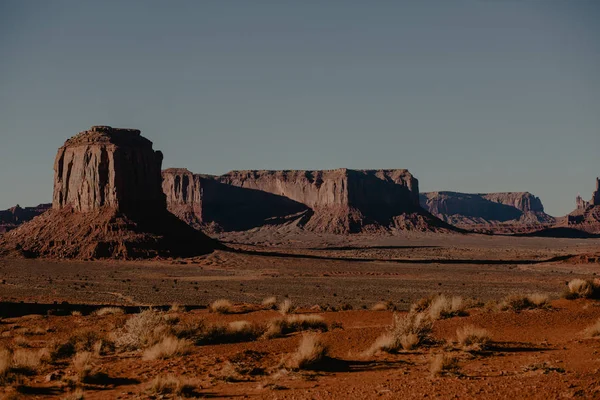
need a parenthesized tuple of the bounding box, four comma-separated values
(1, 1, 598, 216)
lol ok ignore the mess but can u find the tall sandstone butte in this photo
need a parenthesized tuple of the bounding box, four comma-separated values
(1, 126, 220, 259)
(163, 168, 453, 233)
(566, 177, 600, 233)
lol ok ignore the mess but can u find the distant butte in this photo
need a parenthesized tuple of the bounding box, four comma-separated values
(0, 126, 221, 259)
(162, 168, 456, 234)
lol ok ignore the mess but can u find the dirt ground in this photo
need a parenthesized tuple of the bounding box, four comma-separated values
(0, 232, 600, 399)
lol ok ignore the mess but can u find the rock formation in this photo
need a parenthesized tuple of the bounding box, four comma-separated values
(163, 168, 454, 234)
(0, 203, 51, 233)
(0, 126, 220, 259)
(564, 177, 600, 233)
(419, 191, 555, 232)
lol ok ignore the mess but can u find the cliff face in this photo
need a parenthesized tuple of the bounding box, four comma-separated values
(1, 126, 219, 259)
(565, 178, 600, 233)
(419, 191, 554, 230)
(163, 168, 449, 234)
(53, 126, 165, 213)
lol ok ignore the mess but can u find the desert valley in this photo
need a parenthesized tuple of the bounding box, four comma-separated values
(0, 126, 598, 399)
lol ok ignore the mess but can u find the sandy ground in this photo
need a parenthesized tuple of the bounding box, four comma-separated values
(0, 232, 599, 399)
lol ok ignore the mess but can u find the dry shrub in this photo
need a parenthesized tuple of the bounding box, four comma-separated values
(367, 312, 433, 355)
(430, 353, 460, 376)
(428, 295, 468, 320)
(278, 299, 294, 315)
(12, 349, 44, 372)
(111, 309, 168, 351)
(72, 351, 93, 382)
(0, 347, 12, 377)
(456, 325, 491, 350)
(209, 299, 234, 314)
(261, 297, 277, 309)
(287, 334, 329, 370)
(583, 318, 600, 338)
(147, 374, 196, 397)
(499, 293, 551, 311)
(50, 330, 105, 361)
(93, 307, 125, 316)
(143, 336, 192, 361)
(371, 301, 394, 311)
(410, 296, 434, 313)
(169, 303, 184, 313)
(175, 320, 264, 345)
(264, 315, 328, 338)
(564, 279, 600, 300)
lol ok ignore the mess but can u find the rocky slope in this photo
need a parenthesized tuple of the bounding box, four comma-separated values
(562, 178, 600, 233)
(1, 126, 220, 259)
(419, 191, 555, 232)
(0, 203, 50, 233)
(163, 168, 454, 234)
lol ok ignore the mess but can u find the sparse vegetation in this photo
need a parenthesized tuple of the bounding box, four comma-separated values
(287, 334, 329, 370)
(430, 353, 460, 376)
(428, 295, 468, 320)
(72, 351, 93, 382)
(583, 318, 600, 338)
(210, 299, 234, 314)
(456, 325, 491, 350)
(278, 299, 294, 315)
(143, 336, 192, 360)
(367, 311, 433, 354)
(499, 293, 551, 311)
(261, 297, 277, 309)
(147, 375, 196, 397)
(93, 307, 125, 316)
(563, 279, 600, 300)
(111, 309, 168, 350)
(174, 319, 265, 345)
(371, 301, 395, 311)
(264, 315, 328, 338)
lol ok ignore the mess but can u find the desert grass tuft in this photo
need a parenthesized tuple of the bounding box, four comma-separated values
(261, 297, 277, 309)
(563, 279, 600, 300)
(371, 301, 395, 311)
(111, 309, 168, 351)
(264, 315, 328, 338)
(93, 307, 125, 316)
(456, 325, 491, 350)
(147, 374, 196, 397)
(367, 312, 433, 355)
(430, 353, 460, 376)
(428, 295, 468, 320)
(209, 299, 234, 314)
(278, 299, 294, 315)
(583, 318, 600, 338)
(142, 336, 192, 360)
(499, 293, 551, 311)
(62, 389, 85, 400)
(287, 334, 329, 370)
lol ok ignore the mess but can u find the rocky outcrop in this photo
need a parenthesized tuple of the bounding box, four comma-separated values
(53, 126, 165, 213)
(163, 168, 453, 234)
(0, 203, 51, 233)
(419, 191, 554, 232)
(565, 178, 600, 233)
(1, 126, 220, 259)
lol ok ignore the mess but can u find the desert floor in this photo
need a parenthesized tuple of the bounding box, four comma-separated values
(0, 233, 599, 399)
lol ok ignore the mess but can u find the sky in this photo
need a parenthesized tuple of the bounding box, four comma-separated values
(0, 1, 598, 217)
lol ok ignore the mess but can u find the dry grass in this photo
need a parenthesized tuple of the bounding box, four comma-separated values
(72, 351, 93, 382)
(169, 303, 185, 313)
(62, 389, 85, 400)
(278, 299, 294, 315)
(564, 279, 600, 300)
(0, 347, 12, 377)
(264, 315, 328, 338)
(143, 336, 192, 360)
(428, 295, 468, 320)
(287, 334, 329, 370)
(147, 374, 196, 397)
(430, 353, 460, 376)
(499, 293, 551, 311)
(456, 325, 491, 350)
(367, 312, 433, 355)
(12, 349, 44, 371)
(261, 297, 277, 309)
(111, 309, 168, 351)
(209, 299, 234, 314)
(371, 301, 394, 311)
(71, 311, 82, 317)
(93, 307, 125, 316)
(583, 318, 600, 338)
(175, 319, 265, 345)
